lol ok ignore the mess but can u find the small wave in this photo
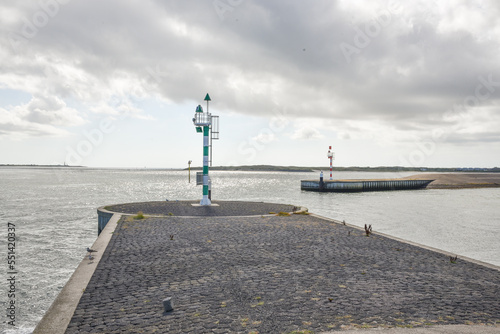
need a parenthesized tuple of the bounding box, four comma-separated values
(2, 326, 35, 334)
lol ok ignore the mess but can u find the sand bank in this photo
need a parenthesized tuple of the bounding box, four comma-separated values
(402, 173, 500, 189)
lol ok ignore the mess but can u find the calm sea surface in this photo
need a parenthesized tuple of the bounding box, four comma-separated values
(1, 167, 499, 333)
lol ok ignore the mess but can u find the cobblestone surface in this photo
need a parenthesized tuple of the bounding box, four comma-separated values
(104, 200, 297, 217)
(66, 204, 500, 333)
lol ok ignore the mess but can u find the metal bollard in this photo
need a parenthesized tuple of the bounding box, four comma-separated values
(163, 297, 173, 313)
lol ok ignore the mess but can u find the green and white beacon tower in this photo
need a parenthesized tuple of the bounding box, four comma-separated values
(192, 93, 219, 206)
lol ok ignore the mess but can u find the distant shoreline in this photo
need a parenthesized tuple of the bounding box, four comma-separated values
(2, 164, 499, 173)
(185, 165, 499, 173)
(0, 164, 84, 168)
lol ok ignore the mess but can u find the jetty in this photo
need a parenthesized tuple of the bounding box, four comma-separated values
(34, 200, 500, 333)
(301, 179, 434, 192)
(301, 173, 500, 192)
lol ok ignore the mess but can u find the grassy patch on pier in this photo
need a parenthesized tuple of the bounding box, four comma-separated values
(277, 211, 291, 216)
(133, 211, 145, 220)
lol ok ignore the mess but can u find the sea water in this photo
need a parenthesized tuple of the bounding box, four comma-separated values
(1, 167, 499, 333)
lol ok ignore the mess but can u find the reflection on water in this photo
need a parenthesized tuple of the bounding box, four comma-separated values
(0, 167, 499, 333)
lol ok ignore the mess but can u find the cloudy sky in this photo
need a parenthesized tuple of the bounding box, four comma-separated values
(1, 0, 499, 168)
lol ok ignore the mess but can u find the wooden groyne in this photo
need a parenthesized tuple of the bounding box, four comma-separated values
(301, 179, 434, 192)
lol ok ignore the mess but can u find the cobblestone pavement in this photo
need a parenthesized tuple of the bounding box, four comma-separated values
(66, 207, 500, 333)
(104, 200, 297, 217)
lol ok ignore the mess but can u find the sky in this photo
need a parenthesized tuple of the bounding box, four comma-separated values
(1, 0, 499, 168)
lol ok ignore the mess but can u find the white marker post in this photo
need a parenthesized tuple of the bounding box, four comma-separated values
(328, 146, 334, 180)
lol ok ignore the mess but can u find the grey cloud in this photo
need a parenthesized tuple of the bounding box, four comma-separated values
(24, 96, 85, 126)
(1, 0, 500, 143)
(0, 114, 69, 138)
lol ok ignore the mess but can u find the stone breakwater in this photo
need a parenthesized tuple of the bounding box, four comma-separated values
(60, 201, 500, 333)
(301, 173, 500, 192)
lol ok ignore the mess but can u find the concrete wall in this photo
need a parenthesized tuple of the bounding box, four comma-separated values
(97, 207, 114, 235)
(33, 213, 122, 334)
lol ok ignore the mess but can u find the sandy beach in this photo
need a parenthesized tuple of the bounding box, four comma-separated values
(402, 173, 500, 189)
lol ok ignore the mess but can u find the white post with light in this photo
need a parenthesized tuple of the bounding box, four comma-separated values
(327, 146, 335, 180)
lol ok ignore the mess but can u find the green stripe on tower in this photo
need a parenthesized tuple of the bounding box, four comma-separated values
(202, 124, 210, 204)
